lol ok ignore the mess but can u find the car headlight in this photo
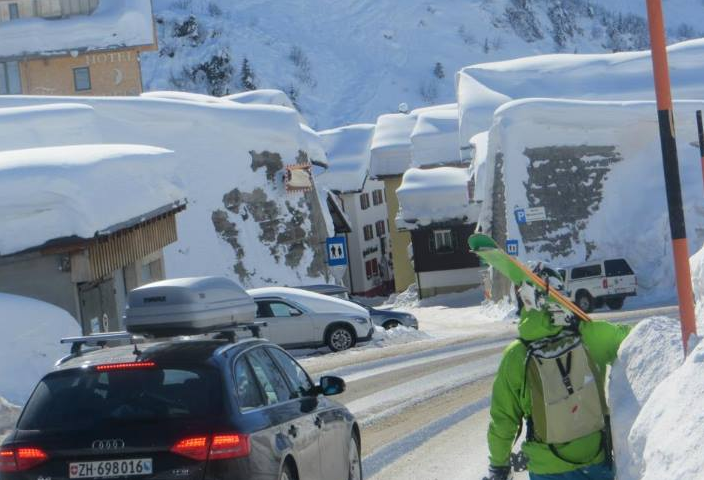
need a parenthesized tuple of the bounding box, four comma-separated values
(354, 317, 369, 325)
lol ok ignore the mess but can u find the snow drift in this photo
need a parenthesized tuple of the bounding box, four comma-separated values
(0, 94, 334, 287)
(0, 293, 80, 405)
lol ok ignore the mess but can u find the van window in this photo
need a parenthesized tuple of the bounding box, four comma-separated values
(604, 259, 634, 277)
(570, 264, 602, 280)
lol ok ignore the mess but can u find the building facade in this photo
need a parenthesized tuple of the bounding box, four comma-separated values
(0, 0, 156, 96)
(339, 179, 393, 297)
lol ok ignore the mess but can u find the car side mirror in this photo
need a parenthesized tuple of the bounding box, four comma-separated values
(289, 308, 302, 317)
(318, 376, 345, 396)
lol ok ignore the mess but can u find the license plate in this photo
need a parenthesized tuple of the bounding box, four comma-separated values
(69, 459, 153, 479)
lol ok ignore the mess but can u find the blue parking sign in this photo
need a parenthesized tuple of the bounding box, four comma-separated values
(514, 209, 527, 225)
(506, 239, 519, 256)
(326, 237, 348, 266)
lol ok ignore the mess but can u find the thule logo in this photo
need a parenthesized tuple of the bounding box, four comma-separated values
(143, 296, 166, 303)
(91, 439, 125, 450)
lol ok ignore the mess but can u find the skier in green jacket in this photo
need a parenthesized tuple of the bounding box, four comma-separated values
(482, 268, 631, 480)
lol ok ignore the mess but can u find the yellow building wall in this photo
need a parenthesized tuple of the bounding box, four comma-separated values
(21, 48, 144, 96)
(384, 176, 415, 293)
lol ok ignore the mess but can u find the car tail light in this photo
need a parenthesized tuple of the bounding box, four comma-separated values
(209, 434, 250, 460)
(0, 447, 49, 472)
(171, 434, 250, 461)
(95, 361, 157, 372)
(602, 278, 608, 289)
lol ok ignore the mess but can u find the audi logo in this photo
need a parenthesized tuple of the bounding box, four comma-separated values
(91, 439, 125, 450)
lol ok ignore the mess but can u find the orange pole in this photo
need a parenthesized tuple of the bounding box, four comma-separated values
(646, 0, 698, 354)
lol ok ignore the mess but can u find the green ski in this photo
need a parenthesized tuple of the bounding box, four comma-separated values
(468, 233, 591, 322)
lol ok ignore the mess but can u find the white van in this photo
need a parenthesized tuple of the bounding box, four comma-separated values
(558, 259, 637, 313)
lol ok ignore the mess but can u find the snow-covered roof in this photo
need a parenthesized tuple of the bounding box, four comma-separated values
(0, 0, 155, 59)
(468, 131, 489, 203)
(0, 293, 80, 404)
(317, 124, 375, 193)
(0, 144, 184, 256)
(141, 91, 230, 104)
(457, 38, 704, 147)
(396, 167, 480, 230)
(225, 89, 297, 110)
(299, 124, 328, 168)
(410, 105, 462, 168)
(247, 286, 367, 316)
(369, 113, 418, 178)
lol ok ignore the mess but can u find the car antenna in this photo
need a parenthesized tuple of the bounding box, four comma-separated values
(131, 336, 142, 356)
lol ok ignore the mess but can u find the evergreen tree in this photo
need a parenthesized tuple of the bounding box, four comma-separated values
(240, 58, 257, 91)
(433, 62, 445, 79)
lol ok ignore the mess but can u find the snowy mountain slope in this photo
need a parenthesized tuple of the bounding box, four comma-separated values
(142, 0, 704, 129)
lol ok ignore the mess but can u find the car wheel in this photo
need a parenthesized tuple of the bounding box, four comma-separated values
(383, 320, 401, 330)
(348, 435, 362, 480)
(576, 291, 594, 313)
(606, 297, 625, 310)
(280, 463, 295, 480)
(327, 326, 356, 352)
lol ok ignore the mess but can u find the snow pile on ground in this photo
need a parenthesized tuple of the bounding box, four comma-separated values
(316, 124, 376, 193)
(0, 293, 80, 405)
(609, 315, 704, 480)
(457, 38, 704, 146)
(0, 95, 333, 288)
(368, 325, 431, 347)
(481, 98, 704, 304)
(410, 105, 462, 168)
(144, 0, 703, 129)
(0, 0, 154, 58)
(0, 144, 183, 256)
(396, 167, 481, 228)
(0, 396, 20, 436)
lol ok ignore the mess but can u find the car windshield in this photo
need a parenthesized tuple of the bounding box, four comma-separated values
(18, 365, 223, 431)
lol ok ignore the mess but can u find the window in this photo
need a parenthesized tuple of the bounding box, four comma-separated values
(73, 67, 91, 91)
(604, 260, 634, 277)
(375, 220, 386, 237)
(266, 348, 314, 398)
(570, 264, 602, 280)
(234, 358, 265, 411)
(255, 300, 301, 318)
(360, 193, 370, 210)
(8, 3, 19, 20)
(246, 348, 293, 404)
(433, 229, 454, 254)
(363, 225, 374, 241)
(0, 61, 22, 95)
(372, 189, 384, 205)
(365, 259, 379, 279)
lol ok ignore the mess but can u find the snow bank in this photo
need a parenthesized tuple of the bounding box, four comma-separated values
(0, 144, 183, 256)
(0, 396, 20, 435)
(0, 0, 154, 58)
(316, 124, 375, 193)
(0, 293, 80, 405)
(482, 98, 704, 304)
(369, 113, 418, 178)
(410, 105, 462, 168)
(457, 38, 704, 147)
(396, 167, 481, 229)
(0, 94, 332, 287)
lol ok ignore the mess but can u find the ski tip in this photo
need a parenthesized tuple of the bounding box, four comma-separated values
(468, 233, 499, 252)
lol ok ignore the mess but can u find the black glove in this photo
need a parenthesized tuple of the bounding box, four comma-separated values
(481, 465, 511, 480)
(510, 451, 529, 472)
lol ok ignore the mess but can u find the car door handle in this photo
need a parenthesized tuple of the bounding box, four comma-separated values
(314, 416, 323, 429)
(288, 425, 298, 438)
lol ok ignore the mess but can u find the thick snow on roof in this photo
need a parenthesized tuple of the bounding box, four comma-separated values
(396, 167, 480, 229)
(247, 286, 367, 316)
(299, 124, 328, 167)
(0, 293, 80, 404)
(0, 94, 334, 287)
(410, 105, 462, 168)
(369, 113, 418, 178)
(224, 89, 307, 125)
(317, 124, 375, 193)
(468, 131, 489, 203)
(141, 91, 230, 104)
(482, 98, 704, 304)
(0, 144, 183, 256)
(457, 38, 704, 146)
(0, 0, 155, 59)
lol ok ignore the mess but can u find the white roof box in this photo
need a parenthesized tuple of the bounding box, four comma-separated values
(124, 277, 256, 337)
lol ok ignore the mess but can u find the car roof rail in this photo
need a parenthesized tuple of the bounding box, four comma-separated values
(212, 321, 268, 343)
(59, 331, 144, 359)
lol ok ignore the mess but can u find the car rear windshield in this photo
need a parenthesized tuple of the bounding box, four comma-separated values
(18, 366, 223, 431)
(604, 259, 634, 277)
(570, 264, 602, 280)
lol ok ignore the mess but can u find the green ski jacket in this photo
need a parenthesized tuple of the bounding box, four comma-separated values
(487, 308, 631, 475)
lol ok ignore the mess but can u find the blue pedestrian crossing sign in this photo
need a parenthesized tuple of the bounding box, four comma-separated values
(506, 239, 519, 256)
(326, 237, 348, 266)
